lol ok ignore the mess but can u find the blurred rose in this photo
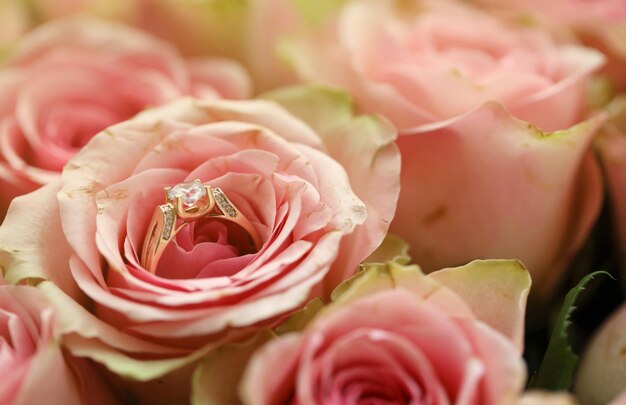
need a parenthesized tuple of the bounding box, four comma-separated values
(475, 0, 626, 90)
(0, 279, 116, 404)
(29, 0, 301, 92)
(241, 260, 530, 405)
(392, 104, 604, 300)
(575, 299, 626, 405)
(476, 0, 626, 23)
(270, 0, 605, 299)
(280, 0, 604, 131)
(30, 0, 135, 20)
(0, 87, 400, 402)
(0, 17, 250, 219)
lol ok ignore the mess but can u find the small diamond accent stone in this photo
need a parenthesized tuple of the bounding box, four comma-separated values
(212, 188, 238, 217)
(168, 180, 207, 207)
(162, 205, 175, 239)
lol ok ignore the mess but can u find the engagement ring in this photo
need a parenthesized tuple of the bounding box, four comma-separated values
(140, 180, 261, 274)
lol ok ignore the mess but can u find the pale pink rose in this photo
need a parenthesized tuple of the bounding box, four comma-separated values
(241, 260, 530, 405)
(0, 87, 400, 402)
(276, 1, 605, 298)
(575, 299, 626, 405)
(281, 0, 604, 132)
(476, 0, 626, 90)
(392, 104, 604, 300)
(477, 0, 626, 23)
(30, 0, 300, 92)
(0, 278, 117, 404)
(525, 0, 626, 23)
(0, 17, 251, 219)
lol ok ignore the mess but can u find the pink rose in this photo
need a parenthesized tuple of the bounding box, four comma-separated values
(280, 0, 604, 132)
(240, 260, 531, 405)
(29, 0, 301, 92)
(0, 87, 400, 402)
(393, 104, 603, 300)
(477, 0, 626, 23)
(476, 0, 626, 90)
(0, 279, 116, 404)
(0, 17, 250, 219)
(274, 0, 605, 298)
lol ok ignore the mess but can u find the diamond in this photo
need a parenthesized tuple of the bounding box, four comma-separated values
(212, 188, 238, 218)
(161, 205, 175, 239)
(167, 180, 207, 207)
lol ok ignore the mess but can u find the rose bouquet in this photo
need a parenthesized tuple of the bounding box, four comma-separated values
(0, 0, 625, 404)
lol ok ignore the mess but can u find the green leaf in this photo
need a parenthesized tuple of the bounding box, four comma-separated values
(530, 271, 613, 390)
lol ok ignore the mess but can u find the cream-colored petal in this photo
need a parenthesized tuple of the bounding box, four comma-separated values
(429, 259, 531, 351)
(192, 331, 274, 405)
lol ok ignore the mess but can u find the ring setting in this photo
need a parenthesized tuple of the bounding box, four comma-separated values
(141, 179, 261, 274)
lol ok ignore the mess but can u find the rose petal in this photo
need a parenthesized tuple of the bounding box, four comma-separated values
(392, 103, 603, 299)
(429, 259, 531, 350)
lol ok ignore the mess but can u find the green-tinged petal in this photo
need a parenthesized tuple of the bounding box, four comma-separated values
(291, 0, 347, 26)
(262, 83, 398, 146)
(363, 233, 411, 265)
(62, 336, 196, 382)
(588, 76, 615, 110)
(262, 85, 401, 292)
(605, 94, 626, 122)
(275, 298, 324, 335)
(32, 0, 249, 63)
(166, 0, 248, 58)
(429, 260, 531, 350)
(0, 185, 85, 303)
(192, 330, 274, 405)
(330, 262, 401, 303)
(38, 281, 216, 381)
(332, 260, 526, 333)
(393, 103, 604, 302)
(331, 261, 471, 317)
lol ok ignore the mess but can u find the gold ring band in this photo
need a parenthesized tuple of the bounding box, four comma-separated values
(140, 179, 261, 274)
